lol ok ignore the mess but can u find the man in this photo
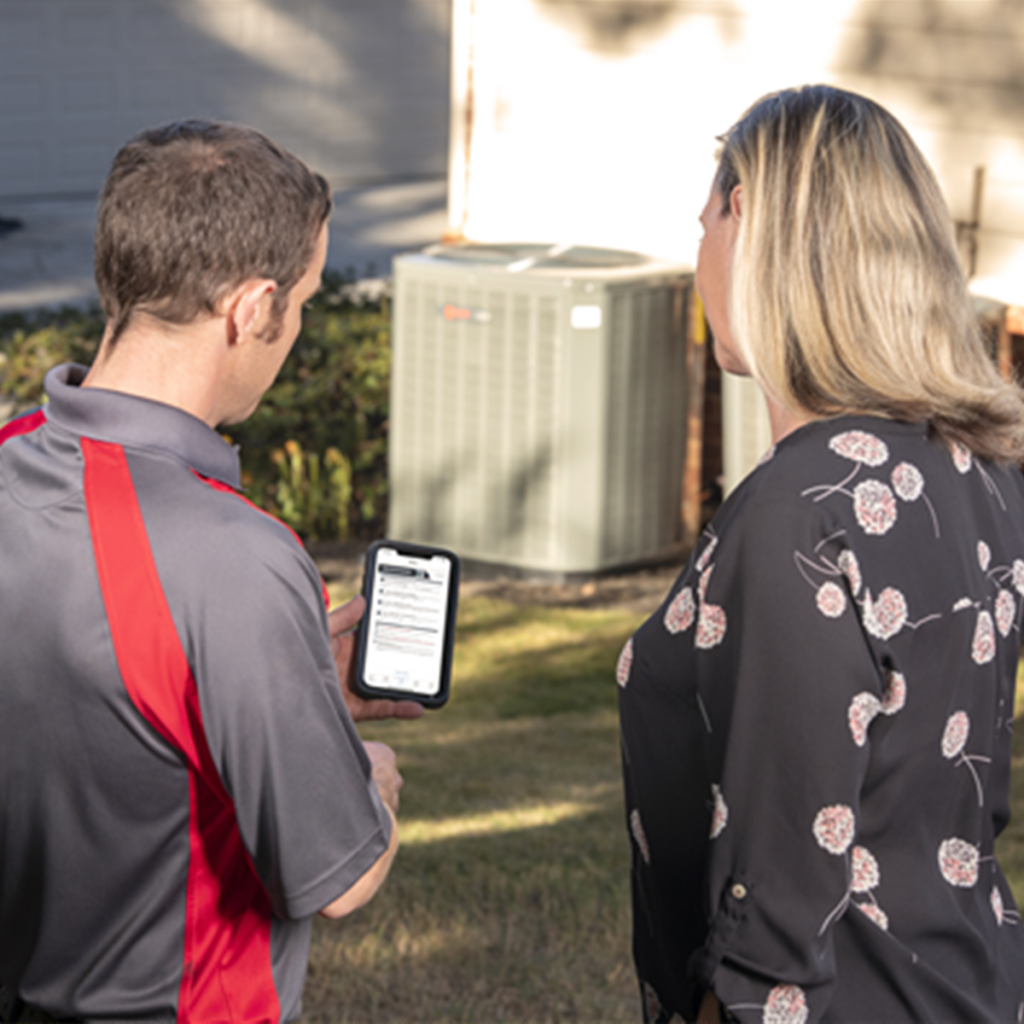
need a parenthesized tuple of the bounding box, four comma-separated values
(0, 121, 420, 1022)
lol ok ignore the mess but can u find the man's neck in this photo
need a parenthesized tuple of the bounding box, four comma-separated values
(83, 316, 227, 427)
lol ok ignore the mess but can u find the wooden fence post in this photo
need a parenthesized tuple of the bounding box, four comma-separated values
(681, 284, 707, 550)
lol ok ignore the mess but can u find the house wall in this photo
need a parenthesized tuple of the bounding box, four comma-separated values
(449, 0, 1024, 490)
(0, 0, 451, 198)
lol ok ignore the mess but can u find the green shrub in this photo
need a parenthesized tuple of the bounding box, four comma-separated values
(0, 308, 103, 414)
(230, 273, 391, 538)
(0, 271, 390, 540)
(271, 440, 353, 542)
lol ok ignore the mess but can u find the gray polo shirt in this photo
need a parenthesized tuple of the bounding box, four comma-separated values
(0, 364, 391, 1022)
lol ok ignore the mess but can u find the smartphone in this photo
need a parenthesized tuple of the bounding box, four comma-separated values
(353, 540, 460, 708)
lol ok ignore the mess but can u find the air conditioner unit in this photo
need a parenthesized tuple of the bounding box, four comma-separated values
(389, 243, 692, 576)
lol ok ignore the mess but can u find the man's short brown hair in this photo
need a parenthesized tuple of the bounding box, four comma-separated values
(95, 120, 332, 343)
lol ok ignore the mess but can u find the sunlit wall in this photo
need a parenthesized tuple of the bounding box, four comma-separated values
(451, 0, 1024, 302)
(448, 0, 1024, 487)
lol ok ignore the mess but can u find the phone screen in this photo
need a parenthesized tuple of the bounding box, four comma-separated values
(362, 545, 454, 698)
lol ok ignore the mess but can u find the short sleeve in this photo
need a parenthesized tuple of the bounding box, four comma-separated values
(689, 491, 883, 1023)
(146, 474, 391, 921)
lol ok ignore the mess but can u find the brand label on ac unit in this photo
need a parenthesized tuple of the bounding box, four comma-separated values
(438, 303, 492, 324)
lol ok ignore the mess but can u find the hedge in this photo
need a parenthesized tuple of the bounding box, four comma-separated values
(0, 272, 390, 541)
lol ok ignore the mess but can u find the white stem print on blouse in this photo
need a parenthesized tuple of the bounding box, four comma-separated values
(812, 805, 891, 936)
(950, 440, 1007, 510)
(794, 537, 941, 642)
(802, 430, 940, 540)
(941, 711, 991, 806)
(793, 429, 1024, 667)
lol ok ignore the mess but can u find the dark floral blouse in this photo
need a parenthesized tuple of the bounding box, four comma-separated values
(618, 415, 1024, 1024)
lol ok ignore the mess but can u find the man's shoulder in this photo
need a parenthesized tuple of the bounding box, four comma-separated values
(124, 445, 324, 604)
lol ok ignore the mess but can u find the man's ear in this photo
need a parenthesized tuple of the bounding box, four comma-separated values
(730, 184, 743, 219)
(224, 279, 277, 345)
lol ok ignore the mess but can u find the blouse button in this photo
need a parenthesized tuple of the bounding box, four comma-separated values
(731, 883, 748, 900)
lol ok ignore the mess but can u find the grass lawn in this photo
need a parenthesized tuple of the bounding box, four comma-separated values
(303, 578, 1024, 1023)
(303, 590, 645, 1023)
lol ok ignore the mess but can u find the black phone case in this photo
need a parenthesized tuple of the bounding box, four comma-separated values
(353, 539, 459, 709)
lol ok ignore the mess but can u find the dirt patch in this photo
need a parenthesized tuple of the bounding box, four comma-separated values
(458, 564, 681, 614)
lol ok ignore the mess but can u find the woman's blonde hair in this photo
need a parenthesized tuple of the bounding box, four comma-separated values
(716, 84, 1024, 462)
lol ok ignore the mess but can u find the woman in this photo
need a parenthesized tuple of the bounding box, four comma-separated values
(618, 85, 1024, 1024)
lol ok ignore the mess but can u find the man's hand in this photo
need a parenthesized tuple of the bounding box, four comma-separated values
(364, 740, 402, 813)
(328, 595, 424, 721)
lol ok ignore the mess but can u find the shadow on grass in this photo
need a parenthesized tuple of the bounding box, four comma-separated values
(452, 597, 637, 719)
(301, 594, 649, 1022)
(304, 798, 635, 1024)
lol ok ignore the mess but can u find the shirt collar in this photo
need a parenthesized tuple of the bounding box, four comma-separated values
(43, 364, 242, 489)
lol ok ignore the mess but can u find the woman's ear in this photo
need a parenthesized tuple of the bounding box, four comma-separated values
(730, 184, 743, 219)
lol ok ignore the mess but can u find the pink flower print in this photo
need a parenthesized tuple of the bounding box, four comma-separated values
(942, 711, 970, 759)
(993, 885, 1005, 926)
(830, 430, 889, 467)
(663, 587, 696, 634)
(938, 837, 979, 888)
(813, 804, 855, 855)
(763, 983, 809, 1024)
(853, 479, 898, 535)
(881, 671, 907, 715)
(953, 597, 973, 612)
(951, 441, 973, 474)
(891, 462, 924, 501)
(863, 587, 908, 640)
(696, 534, 719, 573)
(696, 604, 727, 650)
(1013, 559, 1024, 595)
(710, 783, 728, 839)
(851, 846, 880, 893)
(972, 610, 996, 665)
(630, 808, 650, 864)
(857, 902, 890, 930)
(838, 549, 862, 596)
(996, 590, 1016, 637)
(978, 541, 992, 572)
(848, 692, 881, 747)
(616, 638, 633, 687)
(816, 581, 847, 618)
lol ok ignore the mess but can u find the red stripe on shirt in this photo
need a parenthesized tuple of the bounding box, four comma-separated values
(0, 408, 46, 446)
(82, 437, 280, 1024)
